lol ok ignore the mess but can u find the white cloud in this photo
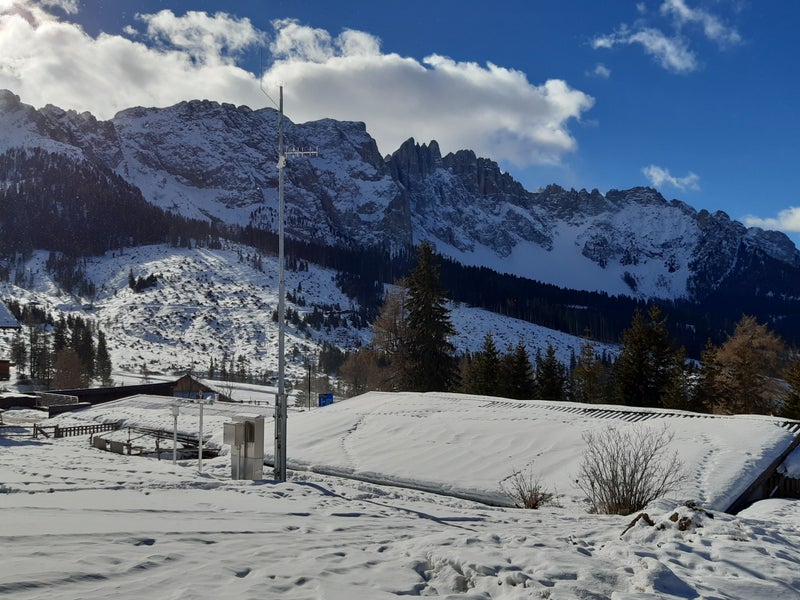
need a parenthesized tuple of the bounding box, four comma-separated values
(264, 20, 594, 163)
(261, 20, 594, 163)
(588, 63, 611, 78)
(629, 28, 698, 72)
(743, 208, 800, 233)
(642, 164, 700, 190)
(660, 0, 741, 46)
(593, 27, 697, 73)
(593, 0, 740, 73)
(137, 10, 264, 66)
(0, 4, 593, 166)
(0, 2, 265, 118)
(38, 0, 77, 14)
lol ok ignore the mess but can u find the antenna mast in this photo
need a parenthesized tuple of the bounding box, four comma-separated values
(260, 76, 318, 482)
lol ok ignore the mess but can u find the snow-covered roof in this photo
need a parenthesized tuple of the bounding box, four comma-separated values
(0, 300, 19, 328)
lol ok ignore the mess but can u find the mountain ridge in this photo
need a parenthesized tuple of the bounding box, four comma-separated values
(1, 88, 799, 304)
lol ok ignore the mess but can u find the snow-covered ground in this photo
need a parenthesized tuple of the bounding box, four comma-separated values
(3, 391, 800, 599)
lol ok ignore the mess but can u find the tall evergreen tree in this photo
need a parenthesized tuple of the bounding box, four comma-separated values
(661, 347, 692, 410)
(400, 242, 458, 392)
(95, 330, 113, 386)
(571, 338, 608, 404)
(76, 325, 96, 382)
(613, 305, 680, 408)
(464, 333, 500, 395)
(53, 315, 68, 353)
(500, 341, 536, 399)
(692, 339, 720, 413)
(10, 327, 27, 374)
(28, 325, 53, 387)
(536, 344, 567, 401)
(782, 354, 800, 420)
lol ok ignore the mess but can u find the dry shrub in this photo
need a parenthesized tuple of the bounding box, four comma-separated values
(576, 424, 683, 515)
(500, 466, 559, 509)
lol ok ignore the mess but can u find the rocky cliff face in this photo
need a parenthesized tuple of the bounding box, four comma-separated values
(1, 89, 798, 302)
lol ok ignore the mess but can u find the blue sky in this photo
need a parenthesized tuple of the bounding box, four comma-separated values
(2, 1, 799, 243)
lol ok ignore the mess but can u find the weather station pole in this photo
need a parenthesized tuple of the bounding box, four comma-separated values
(275, 85, 288, 482)
(260, 77, 319, 483)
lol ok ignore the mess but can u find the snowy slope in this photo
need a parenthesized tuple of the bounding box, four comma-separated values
(2, 394, 800, 599)
(0, 243, 614, 385)
(46, 391, 797, 512)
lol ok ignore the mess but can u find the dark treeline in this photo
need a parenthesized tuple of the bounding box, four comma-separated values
(3, 298, 113, 388)
(0, 148, 224, 257)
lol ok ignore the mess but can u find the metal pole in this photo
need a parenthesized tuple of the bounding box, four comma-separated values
(173, 414, 178, 465)
(198, 401, 204, 474)
(274, 86, 287, 482)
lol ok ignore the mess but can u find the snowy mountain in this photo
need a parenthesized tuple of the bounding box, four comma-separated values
(2, 88, 799, 303)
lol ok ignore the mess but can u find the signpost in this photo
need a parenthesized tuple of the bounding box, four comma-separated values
(318, 393, 334, 408)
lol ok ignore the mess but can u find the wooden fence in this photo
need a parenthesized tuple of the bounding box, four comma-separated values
(33, 422, 119, 439)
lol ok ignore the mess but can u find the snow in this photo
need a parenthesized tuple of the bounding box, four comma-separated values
(779, 444, 800, 478)
(2, 391, 800, 599)
(431, 209, 699, 300)
(0, 299, 18, 328)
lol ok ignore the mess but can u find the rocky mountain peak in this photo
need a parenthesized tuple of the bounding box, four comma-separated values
(2, 90, 800, 303)
(387, 138, 443, 189)
(0, 89, 22, 111)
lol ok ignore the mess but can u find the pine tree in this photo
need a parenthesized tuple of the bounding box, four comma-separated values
(10, 327, 27, 374)
(464, 333, 500, 395)
(536, 344, 567, 401)
(400, 242, 458, 392)
(76, 325, 96, 382)
(28, 325, 53, 387)
(613, 305, 680, 408)
(692, 338, 720, 413)
(571, 339, 608, 404)
(661, 346, 692, 411)
(95, 330, 113, 386)
(501, 341, 535, 399)
(53, 315, 68, 353)
(782, 355, 800, 420)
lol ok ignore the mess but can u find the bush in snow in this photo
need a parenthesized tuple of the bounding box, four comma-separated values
(499, 466, 560, 509)
(576, 424, 683, 515)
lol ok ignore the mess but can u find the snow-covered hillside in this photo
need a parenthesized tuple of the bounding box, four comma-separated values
(0, 243, 616, 386)
(2, 392, 800, 599)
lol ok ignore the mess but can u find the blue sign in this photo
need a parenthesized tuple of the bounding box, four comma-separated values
(318, 393, 334, 407)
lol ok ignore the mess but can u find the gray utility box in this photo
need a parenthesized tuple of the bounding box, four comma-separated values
(224, 416, 264, 480)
